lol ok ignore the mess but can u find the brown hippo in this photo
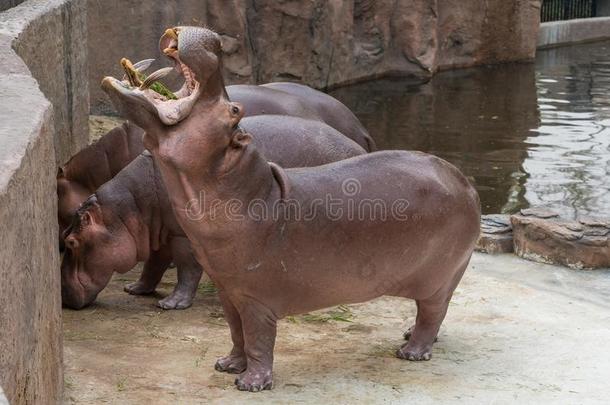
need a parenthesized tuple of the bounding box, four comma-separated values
(101, 26, 481, 391)
(61, 115, 366, 310)
(57, 122, 144, 247)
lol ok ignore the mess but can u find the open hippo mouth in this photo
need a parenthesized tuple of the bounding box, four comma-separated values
(101, 27, 203, 126)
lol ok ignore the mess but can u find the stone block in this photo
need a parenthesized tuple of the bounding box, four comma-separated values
(511, 208, 610, 269)
(476, 214, 513, 254)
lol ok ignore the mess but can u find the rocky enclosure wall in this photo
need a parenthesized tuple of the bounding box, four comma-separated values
(0, 0, 89, 403)
(88, 0, 541, 114)
(0, 0, 25, 13)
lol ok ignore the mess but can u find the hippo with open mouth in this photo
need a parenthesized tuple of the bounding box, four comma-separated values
(58, 26, 374, 251)
(101, 26, 481, 392)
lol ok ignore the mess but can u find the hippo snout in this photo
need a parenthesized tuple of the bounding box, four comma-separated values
(61, 287, 90, 310)
(61, 274, 96, 309)
(60, 253, 97, 310)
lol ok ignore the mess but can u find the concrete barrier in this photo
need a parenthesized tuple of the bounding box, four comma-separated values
(0, 0, 89, 403)
(538, 17, 610, 49)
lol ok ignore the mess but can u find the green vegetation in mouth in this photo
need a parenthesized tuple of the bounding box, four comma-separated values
(142, 75, 178, 101)
(120, 58, 177, 100)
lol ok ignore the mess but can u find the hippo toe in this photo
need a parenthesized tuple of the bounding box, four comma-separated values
(124, 281, 156, 296)
(215, 355, 247, 374)
(157, 292, 194, 310)
(234, 369, 273, 392)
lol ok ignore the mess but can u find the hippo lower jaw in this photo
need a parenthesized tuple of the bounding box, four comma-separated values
(101, 39, 201, 126)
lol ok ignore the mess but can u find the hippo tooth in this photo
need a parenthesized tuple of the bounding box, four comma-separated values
(164, 28, 178, 40)
(132, 58, 155, 72)
(139, 67, 174, 90)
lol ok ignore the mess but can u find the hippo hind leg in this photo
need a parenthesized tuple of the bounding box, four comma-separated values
(396, 260, 469, 361)
(396, 296, 450, 361)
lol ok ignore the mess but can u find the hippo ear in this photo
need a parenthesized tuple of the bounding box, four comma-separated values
(79, 201, 103, 227)
(230, 130, 252, 149)
(64, 234, 80, 250)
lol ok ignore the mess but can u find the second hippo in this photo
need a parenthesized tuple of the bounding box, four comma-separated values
(61, 115, 366, 310)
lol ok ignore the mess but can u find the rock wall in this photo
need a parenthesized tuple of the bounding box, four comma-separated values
(0, 0, 89, 403)
(0, 0, 25, 12)
(88, 0, 541, 114)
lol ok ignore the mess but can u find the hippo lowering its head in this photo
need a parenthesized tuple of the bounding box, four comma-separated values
(102, 26, 480, 392)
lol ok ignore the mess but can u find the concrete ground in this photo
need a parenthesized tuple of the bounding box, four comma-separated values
(62, 253, 610, 404)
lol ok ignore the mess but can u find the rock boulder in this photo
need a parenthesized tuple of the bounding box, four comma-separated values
(511, 208, 610, 269)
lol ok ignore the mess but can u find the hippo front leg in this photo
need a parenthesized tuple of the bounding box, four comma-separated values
(215, 291, 247, 374)
(234, 300, 277, 392)
(158, 237, 203, 310)
(124, 246, 172, 295)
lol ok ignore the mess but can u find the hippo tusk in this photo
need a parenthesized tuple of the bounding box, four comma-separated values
(121, 58, 142, 87)
(132, 58, 155, 72)
(164, 28, 178, 40)
(163, 47, 178, 57)
(122, 58, 155, 83)
(139, 67, 174, 90)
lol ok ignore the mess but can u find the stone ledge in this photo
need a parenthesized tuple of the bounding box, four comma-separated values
(537, 17, 610, 49)
(476, 214, 514, 254)
(511, 208, 610, 269)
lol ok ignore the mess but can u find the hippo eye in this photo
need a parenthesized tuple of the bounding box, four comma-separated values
(231, 105, 240, 115)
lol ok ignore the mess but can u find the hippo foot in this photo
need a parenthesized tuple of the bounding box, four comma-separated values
(157, 292, 193, 310)
(396, 343, 432, 361)
(124, 281, 156, 295)
(214, 355, 247, 374)
(403, 326, 438, 342)
(234, 368, 273, 392)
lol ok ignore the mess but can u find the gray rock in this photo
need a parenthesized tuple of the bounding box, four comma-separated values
(511, 209, 610, 269)
(476, 214, 514, 254)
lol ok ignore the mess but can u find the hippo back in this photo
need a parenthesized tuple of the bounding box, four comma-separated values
(240, 115, 366, 168)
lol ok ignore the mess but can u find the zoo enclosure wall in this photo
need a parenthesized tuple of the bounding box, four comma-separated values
(0, 0, 541, 403)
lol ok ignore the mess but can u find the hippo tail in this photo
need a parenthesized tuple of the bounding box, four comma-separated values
(364, 133, 377, 152)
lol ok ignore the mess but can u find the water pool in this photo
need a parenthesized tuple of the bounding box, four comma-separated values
(331, 41, 610, 218)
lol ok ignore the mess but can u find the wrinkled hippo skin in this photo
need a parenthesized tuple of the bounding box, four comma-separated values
(102, 26, 481, 391)
(511, 208, 610, 269)
(61, 115, 365, 310)
(57, 121, 144, 246)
